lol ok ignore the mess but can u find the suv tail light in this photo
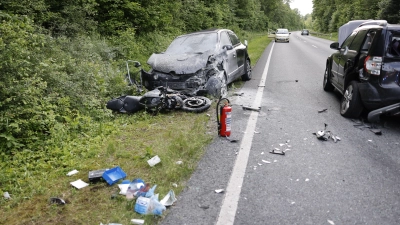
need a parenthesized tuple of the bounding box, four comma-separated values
(364, 56, 382, 75)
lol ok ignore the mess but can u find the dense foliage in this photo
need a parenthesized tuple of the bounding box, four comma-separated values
(0, 1, 303, 158)
(312, 0, 400, 33)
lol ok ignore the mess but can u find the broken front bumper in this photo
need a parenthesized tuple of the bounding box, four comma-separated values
(141, 70, 207, 94)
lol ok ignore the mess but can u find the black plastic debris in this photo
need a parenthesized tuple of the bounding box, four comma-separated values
(370, 129, 382, 135)
(270, 149, 285, 155)
(49, 197, 66, 205)
(88, 169, 108, 182)
(318, 108, 327, 113)
(351, 119, 382, 135)
(225, 136, 238, 143)
(242, 106, 261, 112)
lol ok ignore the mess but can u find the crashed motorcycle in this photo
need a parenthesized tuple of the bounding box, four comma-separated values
(107, 61, 211, 114)
(106, 86, 211, 114)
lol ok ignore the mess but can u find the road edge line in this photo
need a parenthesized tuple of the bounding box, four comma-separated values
(216, 42, 275, 225)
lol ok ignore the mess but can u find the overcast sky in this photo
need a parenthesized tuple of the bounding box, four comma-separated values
(290, 0, 313, 16)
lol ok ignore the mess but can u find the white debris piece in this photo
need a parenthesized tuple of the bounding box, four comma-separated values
(66, 169, 79, 176)
(70, 179, 89, 189)
(4, 192, 11, 199)
(160, 190, 177, 206)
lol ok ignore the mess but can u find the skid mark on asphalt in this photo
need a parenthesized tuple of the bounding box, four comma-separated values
(216, 42, 275, 225)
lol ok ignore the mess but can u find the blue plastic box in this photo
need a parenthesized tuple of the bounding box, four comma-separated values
(102, 166, 126, 185)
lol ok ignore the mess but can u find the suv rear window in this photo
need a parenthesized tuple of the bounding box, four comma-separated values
(386, 30, 400, 57)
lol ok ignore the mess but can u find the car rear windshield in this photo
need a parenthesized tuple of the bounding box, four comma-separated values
(165, 33, 217, 54)
(277, 29, 289, 34)
(386, 30, 400, 57)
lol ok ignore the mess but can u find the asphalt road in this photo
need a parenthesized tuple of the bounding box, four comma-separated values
(161, 32, 400, 225)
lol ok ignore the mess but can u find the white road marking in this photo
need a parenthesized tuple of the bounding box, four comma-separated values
(312, 45, 317, 48)
(216, 42, 275, 225)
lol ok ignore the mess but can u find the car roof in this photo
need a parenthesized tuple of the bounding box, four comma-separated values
(179, 28, 231, 37)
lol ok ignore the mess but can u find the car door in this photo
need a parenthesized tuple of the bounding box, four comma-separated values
(331, 31, 357, 89)
(337, 30, 368, 90)
(228, 31, 246, 80)
(220, 31, 237, 83)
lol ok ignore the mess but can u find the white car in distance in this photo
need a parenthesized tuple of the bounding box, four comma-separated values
(275, 28, 290, 43)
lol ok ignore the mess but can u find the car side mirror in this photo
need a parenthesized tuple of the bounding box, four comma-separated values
(330, 42, 340, 50)
(222, 45, 233, 50)
(244, 40, 248, 46)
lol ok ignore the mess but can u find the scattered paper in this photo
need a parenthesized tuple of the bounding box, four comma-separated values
(4, 192, 10, 199)
(118, 183, 130, 195)
(160, 190, 177, 206)
(131, 219, 145, 225)
(70, 179, 89, 189)
(147, 155, 161, 167)
(66, 169, 79, 176)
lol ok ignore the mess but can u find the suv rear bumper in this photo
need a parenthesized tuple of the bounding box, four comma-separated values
(358, 82, 400, 110)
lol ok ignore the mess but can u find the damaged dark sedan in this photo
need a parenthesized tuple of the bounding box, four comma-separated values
(141, 28, 252, 97)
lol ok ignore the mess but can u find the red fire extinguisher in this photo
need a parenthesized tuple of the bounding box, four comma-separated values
(216, 97, 232, 137)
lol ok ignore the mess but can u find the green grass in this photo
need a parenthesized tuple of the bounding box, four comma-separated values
(310, 31, 338, 42)
(0, 32, 272, 224)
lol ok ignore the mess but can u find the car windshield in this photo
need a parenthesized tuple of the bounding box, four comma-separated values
(165, 33, 218, 54)
(276, 29, 289, 34)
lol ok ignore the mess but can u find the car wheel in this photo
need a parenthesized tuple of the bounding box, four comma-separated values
(241, 59, 252, 81)
(323, 67, 334, 91)
(181, 96, 211, 113)
(340, 81, 364, 118)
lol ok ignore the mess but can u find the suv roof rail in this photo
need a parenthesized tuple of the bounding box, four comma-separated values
(358, 20, 387, 28)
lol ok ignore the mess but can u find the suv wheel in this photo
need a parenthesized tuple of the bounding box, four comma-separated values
(340, 81, 364, 118)
(323, 67, 334, 91)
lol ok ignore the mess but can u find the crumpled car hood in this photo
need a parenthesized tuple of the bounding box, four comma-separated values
(147, 51, 213, 74)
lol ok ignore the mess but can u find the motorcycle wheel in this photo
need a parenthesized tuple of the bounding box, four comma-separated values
(181, 96, 211, 113)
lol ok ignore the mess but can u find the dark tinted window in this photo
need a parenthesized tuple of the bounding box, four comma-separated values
(341, 31, 357, 49)
(349, 30, 368, 51)
(220, 32, 231, 47)
(361, 31, 377, 51)
(228, 31, 240, 46)
(386, 30, 400, 57)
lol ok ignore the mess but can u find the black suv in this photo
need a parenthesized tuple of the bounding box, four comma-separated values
(323, 20, 400, 121)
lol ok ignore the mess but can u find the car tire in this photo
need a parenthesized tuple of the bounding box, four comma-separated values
(182, 96, 211, 113)
(340, 81, 364, 118)
(323, 67, 334, 91)
(241, 59, 252, 81)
